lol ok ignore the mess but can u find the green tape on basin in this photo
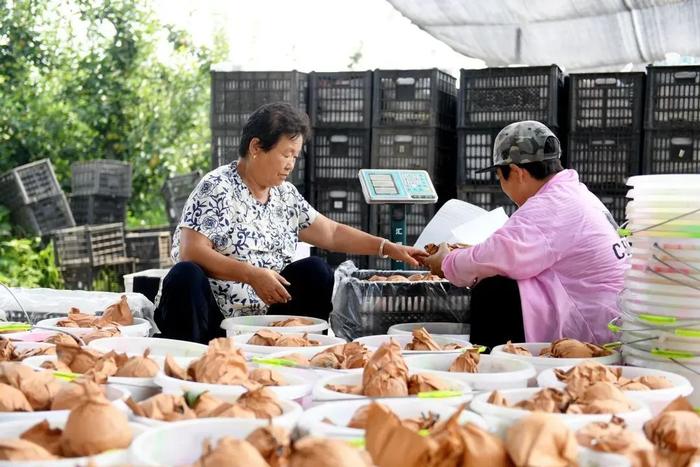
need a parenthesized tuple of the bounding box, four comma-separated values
(651, 348, 695, 359)
(417, 390, 462, 399)
(346, 438, 365, 448)
(675, 328, 700, 338)
(638, 314, 676, 325)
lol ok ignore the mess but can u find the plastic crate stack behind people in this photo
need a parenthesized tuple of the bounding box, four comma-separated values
(369, 69, 458, 269)
(567, 72, 645, 223)
(307, 71, 373, 268)
(0, 159, 74, 237)
(209, 70, 309, 197)
(643, 65, 700, 176)
(457, 65, 564, 217)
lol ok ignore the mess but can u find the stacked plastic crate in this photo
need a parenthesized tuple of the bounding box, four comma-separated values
(0, 159, 75, 236)
(457, 66, 565, 217)
(126, 226, 173, 272)
(567, 72, 645, 223)
(643, 66, 700, 177)
(52, 223, 134, 290)
(161, 171, 203, 229)
(210, 71, 309, 196)
(308, 71, 373, 268)
(370, 69, 458, 269)
(69, 160, 132, 225)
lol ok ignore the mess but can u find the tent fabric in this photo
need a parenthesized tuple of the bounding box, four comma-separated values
(387, 0, 700, 71)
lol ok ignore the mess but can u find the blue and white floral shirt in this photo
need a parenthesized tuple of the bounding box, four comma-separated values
(171, 161, 318, 317)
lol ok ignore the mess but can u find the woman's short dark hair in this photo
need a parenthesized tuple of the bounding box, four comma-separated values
(498, 158, 564, 181)
(238, 102, 311, 158)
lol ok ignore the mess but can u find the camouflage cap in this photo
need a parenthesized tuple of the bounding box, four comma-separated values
(475, 120, 561, 173)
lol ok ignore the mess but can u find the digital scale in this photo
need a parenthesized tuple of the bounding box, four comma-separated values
(359, 169, 438, 270)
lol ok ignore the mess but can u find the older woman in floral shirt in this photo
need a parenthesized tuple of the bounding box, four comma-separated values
(155, 102, 426, 343)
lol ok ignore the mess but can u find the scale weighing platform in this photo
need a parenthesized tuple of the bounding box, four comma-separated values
(359, 169, 438, 269)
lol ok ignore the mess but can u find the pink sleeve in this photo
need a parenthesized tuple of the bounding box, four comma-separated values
(441, 216, 558, 287)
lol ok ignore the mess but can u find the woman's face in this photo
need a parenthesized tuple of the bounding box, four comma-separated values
(253, 134, 303, 186)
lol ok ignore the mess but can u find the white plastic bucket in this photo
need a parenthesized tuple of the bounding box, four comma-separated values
(128, 418, 271, 466)
(537, 365, 693, 415)
(577, 447, 632, 467)
(221, 315, 329, 336)
(153, 368, 312, 402)
(404, 353, 536, 391)
(628, 174, 700, 188)
(130, 397, 302, 429)
(490, 343, 621, 374)
(23, 355, 159, 402)
(298, 398, 487, 439)
(470, 388, 652, 437)
(353, 334, 472, 355)
(232, 333, 345, 356)
(0, 382, 129, 423)
(387, 322, 470, 342)
(35, 317, 152, 338)
(311, 372, 472, 406)
(0, 418, 146, 467)
(87, 336, 208, 358)
(264, 347, 365, 380)
(622, 344, 700, 406)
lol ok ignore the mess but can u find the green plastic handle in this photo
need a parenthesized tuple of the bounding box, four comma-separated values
(617, 227, 632, 238)
(607, 323, 622, 333)
(418, 429, 430, 437)
(252, 357, 297, 367)
(52, 371, 80, 381)
(651, 348, 695, 359)
(346, 438, 366, 448)
(675, 328, 700, 338)
(0, 323, 31, 332)
(638, 314, 676, 324)
(417, 390, 462, 399)
(602, 341, 622, 350)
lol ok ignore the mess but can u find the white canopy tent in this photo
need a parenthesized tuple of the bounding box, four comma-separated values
(387, 0, 700, 71)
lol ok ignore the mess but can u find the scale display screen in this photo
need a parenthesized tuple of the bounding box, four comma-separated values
(358, 169, 438, 204)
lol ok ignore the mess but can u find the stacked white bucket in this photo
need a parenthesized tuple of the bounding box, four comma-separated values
(620, 174, 700, 405)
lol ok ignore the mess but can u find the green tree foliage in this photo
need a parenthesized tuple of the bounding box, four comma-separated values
(0, 0, 228, 227)
(0, 206, 62, 288)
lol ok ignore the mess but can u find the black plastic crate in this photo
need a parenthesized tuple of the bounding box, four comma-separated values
(309, 71, 372, 128)
(71, 160, 132, 197)
(11, 193, 75, 236)
(369, 203, 436, 270)
(592, 189, 628, 226)
(126, 230, 172, 266)
(330, 268, 470, 339)
(0, 159, 62, 210)
(643, 129, 700, 175)
(457, 128, 500, 185)
(70, 194, 128, 226)
(211, 129, 307, 192)
(645, 65, 700, 129)
(210, 71, 308, 129)
(162, 171, 202, 226)
(458, 65, 564, 128)
(457, 186, 518, 216)
(567, 132, 641, 188)
(53, 223, 128, 268)
(312, 180, 369, 231)
(61, 260, 134, 291)
(312, 249, 368, 269)
(310, 129, 370, 181)
(371, 127, 456, 189)
(569, 72, 645, 132)
(372, 69, 457, 129)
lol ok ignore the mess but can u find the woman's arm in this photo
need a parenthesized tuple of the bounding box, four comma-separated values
(179, 228, 291, 304)
(298, 215, 427, 266)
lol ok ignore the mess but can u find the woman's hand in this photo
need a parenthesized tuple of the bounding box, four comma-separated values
(422, 242, 452, 277)
(384, 242, 429, 267)
(248, 267, 292, 305)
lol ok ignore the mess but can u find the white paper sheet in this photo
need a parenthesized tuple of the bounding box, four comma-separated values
(451, 208, 509, 245)
(413, 199, 508, 249)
